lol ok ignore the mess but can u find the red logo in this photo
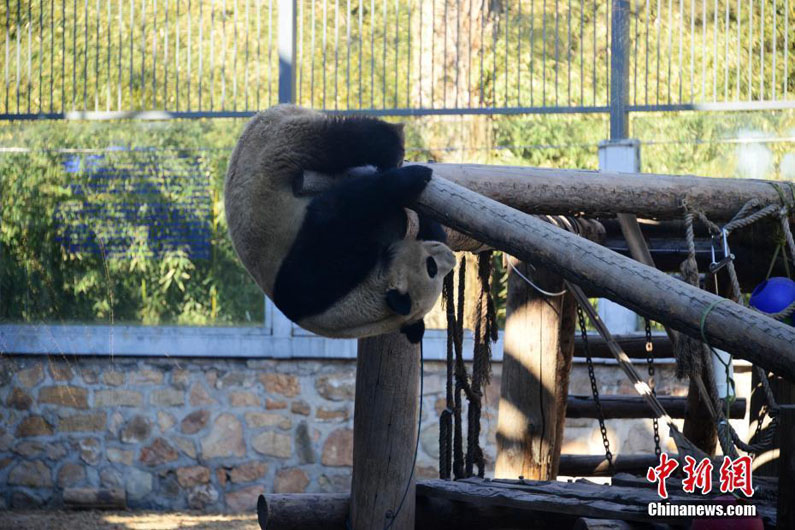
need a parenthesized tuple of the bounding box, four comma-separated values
(647, 453, 755, 498)
(646, 452, 679, 499)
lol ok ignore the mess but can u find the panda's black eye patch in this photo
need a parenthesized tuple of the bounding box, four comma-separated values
(426, 256, 438, 278)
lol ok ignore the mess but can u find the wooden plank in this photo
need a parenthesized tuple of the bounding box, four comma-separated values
(565, 395, 746, 420)
(418, 477, 775, 525)
(350, 332, 420, 530)
(412, 176, 795, 382)
(496, 261, 574, 480)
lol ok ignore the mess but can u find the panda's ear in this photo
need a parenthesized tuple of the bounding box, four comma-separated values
(386, 289, 412, 316)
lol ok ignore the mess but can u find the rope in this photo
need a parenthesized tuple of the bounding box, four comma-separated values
(439, 270, 455, 480)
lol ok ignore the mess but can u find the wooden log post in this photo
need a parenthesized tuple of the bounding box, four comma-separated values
(495, 260, 575, 480)
(350, 332, 420, 530)
(777, 405, 795, 530)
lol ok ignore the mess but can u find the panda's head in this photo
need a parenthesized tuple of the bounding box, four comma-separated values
(383, 240, 456, 319)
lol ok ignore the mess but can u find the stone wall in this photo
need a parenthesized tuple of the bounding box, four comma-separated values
(0, 355, 749, 512)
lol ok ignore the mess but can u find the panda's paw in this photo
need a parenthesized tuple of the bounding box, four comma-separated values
(387, 165, 433, 202)
(400, 320, 425, 344)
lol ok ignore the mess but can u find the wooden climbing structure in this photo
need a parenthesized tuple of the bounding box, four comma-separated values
(259, 165, 795, 530)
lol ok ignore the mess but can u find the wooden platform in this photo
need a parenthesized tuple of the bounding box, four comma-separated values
(416, 476, 776, 529)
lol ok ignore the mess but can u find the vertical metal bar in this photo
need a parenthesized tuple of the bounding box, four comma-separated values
(593, 0, 597, 105)
(27, 0, 31, 113)
(141, 0, 146, 108)
(187, 0, 191, 110)
(381, 0, 386, 108)
(666, 0, 672, 104)
(655, 0, 660, 104)
(504, 0, 509, 106)
(346, 0, 351, 108)
(736, 0, 740, 100)
(748, 0, 752, 101)
(358, 0, 363, 107)
(164, 0, 169, 109)
(83, 0, 88, 110)
(712, 0, 720, 101)
(72, 0, 76, 111)
(633, 0, 638, 105)
(233, 0, 239, 111)
(567, 0, 571, 106)
(406, 0, 410, 108)
(689, 0, 694, 101)
(63, 0, 66, 112)
(310, 0, 314, 106)
(278, 0, 296, 103)
(430, 0, 435, 107)
(611, 0, 630, 139)
(606, 0, 610, 105)
(678, 0, 683, 102)
(199, 0, 203, 109)
(492, 0, 497, 106)
(4, 0, 8, 114)
(443, 0, 448, 107)
(468, 0, 472, 107)
(542, 0, 547, 106)
(176, 0, 180, 110)
(580, 0, 583, 105)
(771, 0, 776, 100)
(129, 0, 133, 109)
(759, 0, 763, 99)
(290, 0, 294, 103)
(393, 0, 397, 108)
(95, 0, 100, 111)
(220, 0, 227, 110)
(38, 0, 42, 113)
(369, 0, 374, 107)
(786, 0, 790, 100)
(244, 0, 249, 110)
(335, 0, 339, 109)
(107, 0, 111, 110)
(210, 0, 216, 110)
(554, 0, 559, 106)
(701, 0, 706, 100)
(724, 0, 729, 101)
(479, 0, 483, 105)
(517, 0, 522, 105)
(255, 0, 261, 108)
(645, 0, 649, 104)
(51, 0, 54, 112)
(321, 0, 327, 108)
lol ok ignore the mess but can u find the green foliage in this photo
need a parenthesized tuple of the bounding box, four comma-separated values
(0, 120, 263, 325)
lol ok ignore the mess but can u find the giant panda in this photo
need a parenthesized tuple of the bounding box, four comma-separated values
(224, 105, 455, 343)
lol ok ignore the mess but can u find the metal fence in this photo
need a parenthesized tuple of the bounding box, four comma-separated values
(1, 0, 792, 120)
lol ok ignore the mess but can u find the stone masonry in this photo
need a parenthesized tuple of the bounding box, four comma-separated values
(0, 356, 748, 511)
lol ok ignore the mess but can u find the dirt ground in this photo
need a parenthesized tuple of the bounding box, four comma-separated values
(0, 511, 259, 530)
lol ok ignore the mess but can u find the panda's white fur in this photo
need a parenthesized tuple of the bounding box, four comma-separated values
(224, 105, 454, 340)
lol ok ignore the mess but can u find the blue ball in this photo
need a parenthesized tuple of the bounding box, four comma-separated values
(749, 277, 795, 325)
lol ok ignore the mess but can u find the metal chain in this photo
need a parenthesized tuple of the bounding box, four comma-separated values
(577, 305, 613, 470)
(645, 318, 662, 457)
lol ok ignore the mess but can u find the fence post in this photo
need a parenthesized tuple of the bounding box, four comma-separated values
(278, 0, 297, 103)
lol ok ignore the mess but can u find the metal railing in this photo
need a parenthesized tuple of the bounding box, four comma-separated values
(1, 0, 792, 120)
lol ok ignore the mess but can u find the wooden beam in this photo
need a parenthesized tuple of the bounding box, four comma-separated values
(495, 261, 575, 480)
(299, 163, 792, 220)
(257, 494, 349, 530)
(574, 333, 672, 358)
(777, 405, 795, 530)
(565, 395, 746, 419)
(350, 332, 420, 530)
(558, 454, 660, 477)
(413, 176, 795, 382)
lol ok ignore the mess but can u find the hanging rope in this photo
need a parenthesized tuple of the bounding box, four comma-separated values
(680, 198, 792, 457)
(439, 270, 456, 480)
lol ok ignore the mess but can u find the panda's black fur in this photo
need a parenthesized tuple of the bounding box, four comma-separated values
(224, 105, 455, 342)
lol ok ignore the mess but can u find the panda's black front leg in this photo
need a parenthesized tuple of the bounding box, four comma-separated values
(400, 320, 425, 344)
(316, 165, 433, 223)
